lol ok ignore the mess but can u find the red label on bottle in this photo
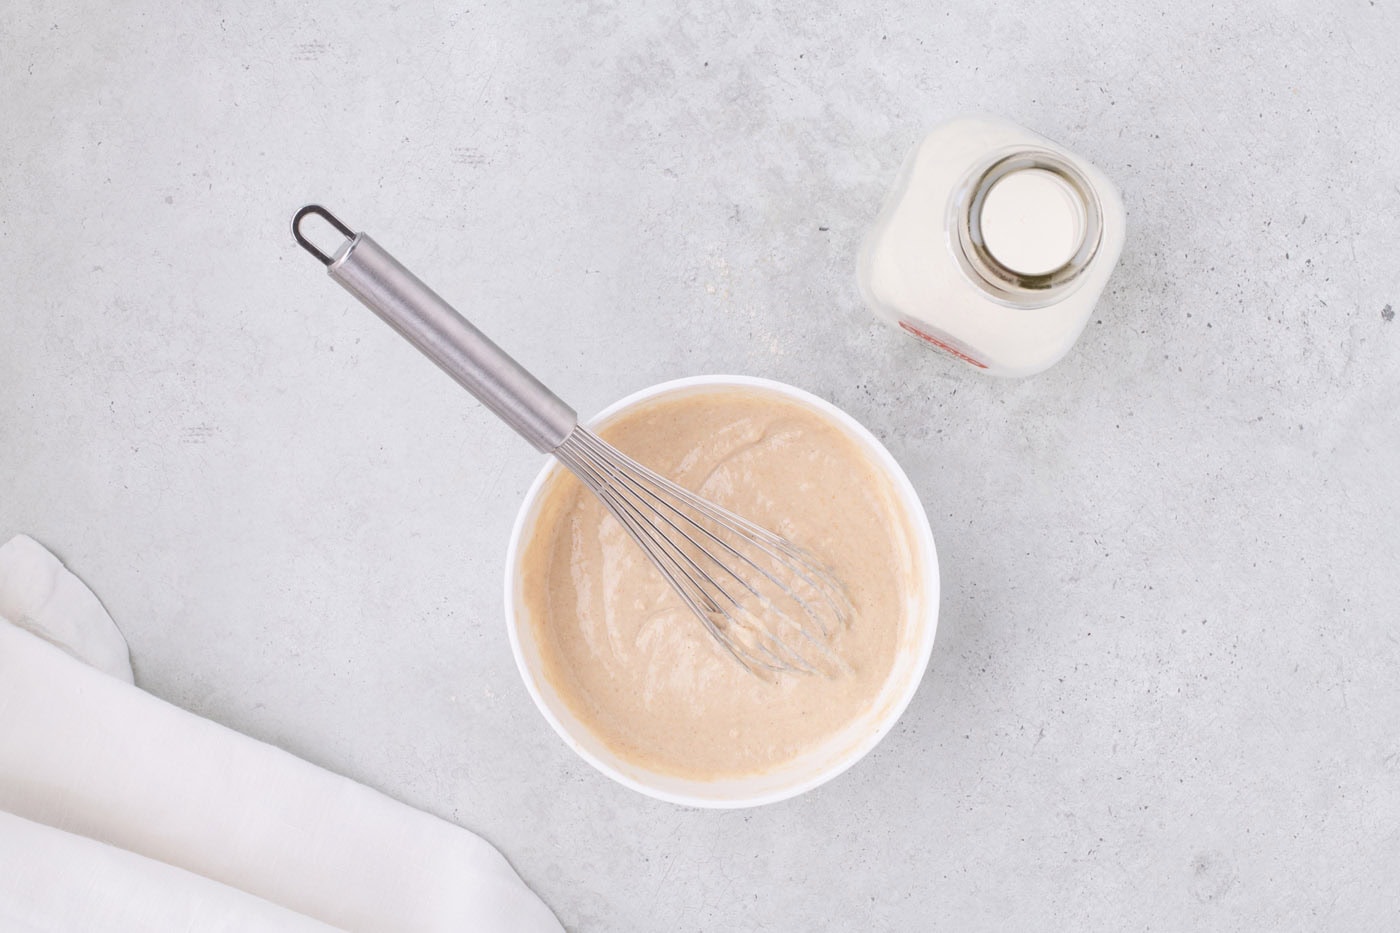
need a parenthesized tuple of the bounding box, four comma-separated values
(898, 321, 989, 369)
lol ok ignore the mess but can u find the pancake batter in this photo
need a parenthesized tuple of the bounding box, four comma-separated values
(521, 386, 916, 778)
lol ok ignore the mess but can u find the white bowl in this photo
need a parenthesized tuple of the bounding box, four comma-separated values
(504, 375, 940, 808)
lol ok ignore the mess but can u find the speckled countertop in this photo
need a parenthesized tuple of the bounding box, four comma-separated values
(2, 1, 1398, 928)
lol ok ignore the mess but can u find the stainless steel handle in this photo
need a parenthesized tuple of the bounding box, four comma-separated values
(293, 206, 578, 452)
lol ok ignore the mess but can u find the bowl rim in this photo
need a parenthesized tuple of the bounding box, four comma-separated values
(503, 374, 940, 808)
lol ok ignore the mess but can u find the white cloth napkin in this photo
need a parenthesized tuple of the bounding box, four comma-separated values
(0, 533, 132, 681)
(0, 809, 343, 932)
(0, 535, 562, 933)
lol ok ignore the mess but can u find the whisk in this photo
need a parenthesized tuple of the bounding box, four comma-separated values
(293, 206, 851, 675)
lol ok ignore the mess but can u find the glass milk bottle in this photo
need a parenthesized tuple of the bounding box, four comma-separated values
(857, 115, 1126, 376)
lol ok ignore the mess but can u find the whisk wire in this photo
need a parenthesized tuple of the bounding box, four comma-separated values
(553, 440, 758, 669)
(558, 442, 803, 672)
(572, 429, 849, 637)
(577, 435, 805, 622)
(564, 434, 822, 673)
(555, 426, 851, 675)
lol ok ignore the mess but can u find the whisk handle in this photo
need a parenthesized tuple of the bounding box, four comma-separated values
(293, 206, 578, 452)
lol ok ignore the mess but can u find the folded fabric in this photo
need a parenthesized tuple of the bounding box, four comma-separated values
(0, 809, 342, 932)
(0, 534, 131, 681)
(0, 535, 562, 933)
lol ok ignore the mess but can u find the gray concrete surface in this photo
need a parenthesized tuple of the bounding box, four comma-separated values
(3, 0, 1398, 929)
